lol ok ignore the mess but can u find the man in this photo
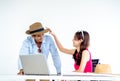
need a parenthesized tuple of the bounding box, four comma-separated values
(17, 22, 61, 77)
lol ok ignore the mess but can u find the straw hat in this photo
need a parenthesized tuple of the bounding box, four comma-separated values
(94, 64, 112, 74)
(26, 22, 48, 35)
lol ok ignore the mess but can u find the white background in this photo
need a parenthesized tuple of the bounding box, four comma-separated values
(0, 0, 120, 75)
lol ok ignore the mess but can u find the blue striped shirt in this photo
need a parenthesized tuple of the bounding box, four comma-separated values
(18, 35, 61, 73)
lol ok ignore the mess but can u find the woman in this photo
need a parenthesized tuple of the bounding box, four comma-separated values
(48, 28, 92, 73)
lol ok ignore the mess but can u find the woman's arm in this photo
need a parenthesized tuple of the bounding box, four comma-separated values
(47, 28, 75, 55)
(53, 34, 75, 54)
(75, 50, 90, 72)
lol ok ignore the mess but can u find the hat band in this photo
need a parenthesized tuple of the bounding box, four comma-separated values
(30, 28, 44, 34)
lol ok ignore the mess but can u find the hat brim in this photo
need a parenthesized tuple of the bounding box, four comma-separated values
(26, 29, 48, 35)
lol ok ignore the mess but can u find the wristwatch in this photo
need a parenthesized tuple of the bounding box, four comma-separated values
(57, 73, 61, 76)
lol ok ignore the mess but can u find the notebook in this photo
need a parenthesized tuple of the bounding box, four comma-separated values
(20, 54, 50, 75)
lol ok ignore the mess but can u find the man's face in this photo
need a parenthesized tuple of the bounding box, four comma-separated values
(32, 33, 44, 43)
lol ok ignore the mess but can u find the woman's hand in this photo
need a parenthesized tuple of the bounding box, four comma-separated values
(46, 27, 56, 37)
(73, 70, 82, 72)
(73, 70, 78, 72)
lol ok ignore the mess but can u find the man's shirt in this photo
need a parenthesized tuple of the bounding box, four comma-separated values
(18, 35, 61, 73)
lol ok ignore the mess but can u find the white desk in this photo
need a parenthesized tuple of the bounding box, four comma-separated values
(0, 73, 119, 81)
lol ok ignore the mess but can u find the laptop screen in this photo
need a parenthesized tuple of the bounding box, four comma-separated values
(20, 54, 50, 75)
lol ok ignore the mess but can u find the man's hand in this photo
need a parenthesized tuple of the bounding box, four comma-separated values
(17, 69, 24, 75)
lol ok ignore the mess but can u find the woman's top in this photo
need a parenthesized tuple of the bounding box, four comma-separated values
(73, 49, 92, 73)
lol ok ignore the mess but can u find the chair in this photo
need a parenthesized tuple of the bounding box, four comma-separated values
(92, 59, 100, 72)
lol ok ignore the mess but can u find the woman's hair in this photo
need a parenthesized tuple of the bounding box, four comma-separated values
(73, 30, 90, 65)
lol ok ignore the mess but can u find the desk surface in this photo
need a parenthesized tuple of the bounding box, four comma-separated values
(0, 73, 120, 80)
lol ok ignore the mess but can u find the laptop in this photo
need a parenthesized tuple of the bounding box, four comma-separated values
(20, 54, 50, 75)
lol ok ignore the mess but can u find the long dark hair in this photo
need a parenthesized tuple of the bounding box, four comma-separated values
(73, 30, 90, 65)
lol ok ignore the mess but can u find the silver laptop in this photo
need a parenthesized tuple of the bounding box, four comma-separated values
(20, 54, 50, 75)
